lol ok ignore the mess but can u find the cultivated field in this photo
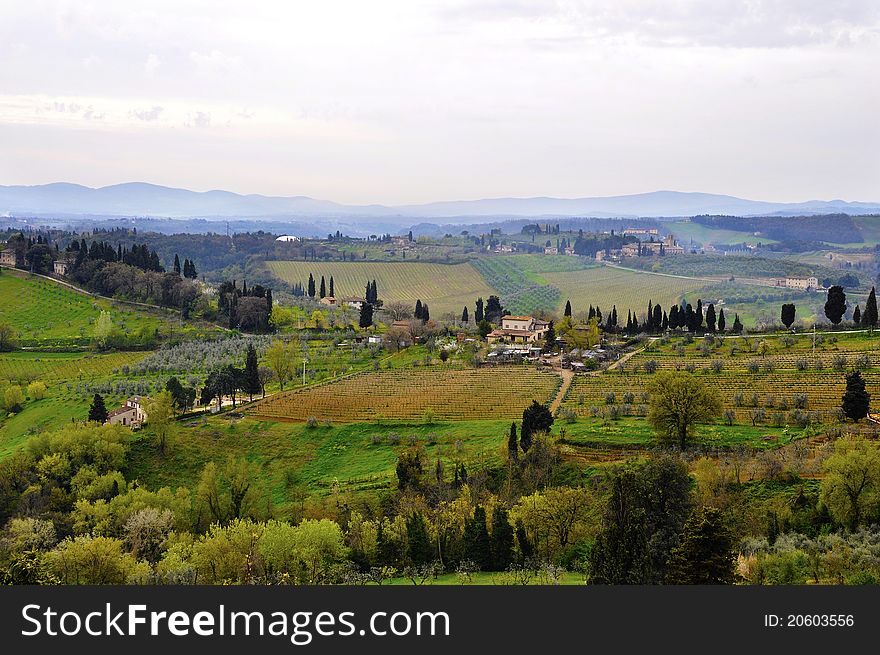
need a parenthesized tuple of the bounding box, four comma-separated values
(250, 366, 562, 423)
(0, 270, 169, 346)
(267, 261, 496, 317)
(543, 265, 707, 316)
(0, 350, 149, 384)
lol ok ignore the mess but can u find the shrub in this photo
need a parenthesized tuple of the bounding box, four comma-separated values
(607, 405, 620, 421)
(644, 359, 658, 374)
(793, 394, 808, 409)
(723, 409, 735, 426)
(622, 391, 635, 404)
(305, 416, 319, 429)
(832, 354, 847, 371)
(27, 381, 48, 400)
(854, 354, 870, 370)
(604, 392, 616, 405)
(795, 358, 809, 371)
(747, 360, 760, 374)
(711, 360, 724, 373)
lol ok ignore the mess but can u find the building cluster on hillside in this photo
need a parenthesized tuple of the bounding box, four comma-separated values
(105, 396, 148, 429)
(486, 315, 551, 344)
(774, 276, 820, 291)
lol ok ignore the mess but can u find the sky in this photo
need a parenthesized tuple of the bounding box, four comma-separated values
(0, 0, 878, 204)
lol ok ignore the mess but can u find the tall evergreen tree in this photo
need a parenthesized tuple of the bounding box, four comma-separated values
(853, 305, 862, 326)
(405, 512, 433, 566)
(665, 507, 736, 584)
(329, 276, 334, 297)
(414, 299, 423, 320)
(824, 285, 847, 325)
(647, 301, 654, 331)
(490, 506, 515, 571)
(463, 506, 492, 571)
(705, 303, 717, 332)
(780, 303, 796, 329)
(564, 300, 572, 317)
(731, 313, 743, 334)
(307, 273, 315, 298)
(521, 400, 553, 452)
(863, 286, 878, 329)
(543, 321, 556, 353)
(717, 308, 726, 332)
(653, 304, 663, 333)
(461, 306, 469, 323)
(173, 254, 181, 275)
(507, 422, 519, 462)
(243, 344, 261, 401)
(319, 275, 326, 298)
(88, 393, 108, 423)
(475, 297, 484, 323)
(359, 302, 374, 329)
(421, 303, 429, 322)
(842, 370, 871, 422)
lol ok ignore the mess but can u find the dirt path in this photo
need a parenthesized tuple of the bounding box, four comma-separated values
(550, 368, 574, 414)
(606, 345, 648, 371)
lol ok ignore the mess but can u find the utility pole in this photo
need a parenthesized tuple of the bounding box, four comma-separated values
(302, 359, 307, 386)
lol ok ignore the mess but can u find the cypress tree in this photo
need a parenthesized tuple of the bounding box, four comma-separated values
(88, 393, 108, 423)
(359, 302, 374, 329)
(475, 297, 484, 323)
(173, 254, 181, 275)
(422, 303, 429, 322)
(490, 506, 515, 571)
(406, 513, 433, 566)
(461, 306, 469, 323)
(463, 506, 492, 571)
(543, 320, 556, 352)
(824, 285, 847, 325)
(308, 273, 315, 298)
(731, 314, 743, 334)
(647, 300, 653, 331)
(853, 305, 862, 326)
(319, 276, 326, 298)
(863, 286, 878, 328)
(717, 308, 726, 332)
(515, 519, 533, 563)
(564, 300, 572, 317)
(661, 310, 669, 331)
(243, 344, 261, 401)
(842, 370, 870, 422)
(507, 422, 519, 462)
(329, 276, 334, 297)
(705, 303, 716, 332)
(415, 299, 423, 320)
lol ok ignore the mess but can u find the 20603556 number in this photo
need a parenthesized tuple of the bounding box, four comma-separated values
(788, 615, 854, 627)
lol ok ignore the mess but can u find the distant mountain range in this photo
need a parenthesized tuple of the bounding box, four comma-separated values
(2, 182, 879, 223)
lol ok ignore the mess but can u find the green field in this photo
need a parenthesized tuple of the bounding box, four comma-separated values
(0, 270, 171, 347)
(667, 220, 777, 247)
(0, 350, 148, 384)
(267, 261, 496, 317)
(544, 266, 707, 316)
(127, 417, 526, 503)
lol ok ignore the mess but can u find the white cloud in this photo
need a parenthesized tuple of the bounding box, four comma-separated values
(144, 53, 161, 76)
(0, 1, 877, 202)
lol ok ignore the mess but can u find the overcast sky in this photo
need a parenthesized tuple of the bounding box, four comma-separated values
(0, 0, 878, 204)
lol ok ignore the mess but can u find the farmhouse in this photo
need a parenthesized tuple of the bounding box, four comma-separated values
(620, 234, 684, 258)
(0, 248, 24, 268)
(342, 296, 366, 310)
(487, 315, 551, 344)
(622, 228, 659, 237)
(320, 296, 338, 307)
(774, 276, 819, 291)
(53, 256, 73, 276)
(106, 396, 148, 429)
(543, 246, 559, 255)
